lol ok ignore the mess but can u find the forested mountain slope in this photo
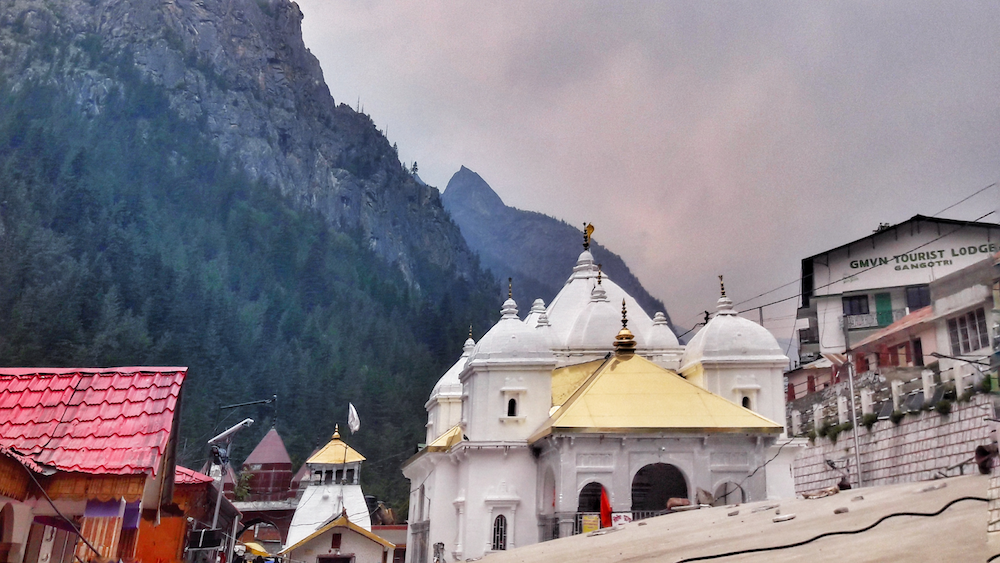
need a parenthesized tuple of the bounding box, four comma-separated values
(0, 0, 498, 511)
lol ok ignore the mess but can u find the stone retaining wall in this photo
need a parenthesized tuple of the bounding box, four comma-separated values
(794, 394, 995, 493)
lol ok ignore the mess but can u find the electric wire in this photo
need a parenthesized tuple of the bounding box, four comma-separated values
(673, 496, 987, 562)
(670, 181, 997, 335)
(13, 456, 103, 560)
(736, 209, 996, 315)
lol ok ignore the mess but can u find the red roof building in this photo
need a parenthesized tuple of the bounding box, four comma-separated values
(0, 367, 195, 563)
(241, 428, 294, 502)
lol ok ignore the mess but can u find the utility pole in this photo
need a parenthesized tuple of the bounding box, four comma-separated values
(842, 322, 864, 488)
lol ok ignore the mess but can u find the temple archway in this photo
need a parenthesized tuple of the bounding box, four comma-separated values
(631, 463, 688, 511)
(577, 482, 604, 513)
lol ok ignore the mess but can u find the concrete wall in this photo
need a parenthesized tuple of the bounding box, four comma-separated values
(794, 394, 994, 493)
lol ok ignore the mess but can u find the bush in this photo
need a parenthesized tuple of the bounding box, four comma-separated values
(807, 430, 817, 444)
(959, 388, 975, 403)
(980, 374, 994, 394)
(828, 422, 853, 444)
(935, 399, 952, 416)
(890, 410, 905, 425)
(817, 422, 833, 438)
(861, 413, 878, 430)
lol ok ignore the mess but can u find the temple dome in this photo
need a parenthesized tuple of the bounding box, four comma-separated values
(543, 250, 654, 351)
(646, 312, 680, 349)
(429, 336, 475, 401)
(470, 297, 552, 362)
(565, 282, 623, 351)
(682, 294, 786, 367)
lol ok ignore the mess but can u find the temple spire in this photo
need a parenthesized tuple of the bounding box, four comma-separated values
(583, 223, 594, 250)
(613, 299, 636, 354)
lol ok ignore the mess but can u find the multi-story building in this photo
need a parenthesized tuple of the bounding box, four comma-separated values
(796, 215, 1000, 364)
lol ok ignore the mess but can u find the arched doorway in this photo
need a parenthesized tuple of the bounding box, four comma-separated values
(712, 482, 745, 506)
(631, 463, 688, 512)
(577, 482, 610, 531)
(577, 482, 604, 512)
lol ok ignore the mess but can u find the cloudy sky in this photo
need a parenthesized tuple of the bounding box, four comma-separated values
(296, 1, 1000, 345)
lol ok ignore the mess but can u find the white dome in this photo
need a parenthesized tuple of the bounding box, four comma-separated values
(470, 298, 553, 362)
(646, 312, 680, 349)
(565, 282, 624, 351)
(681, 295, 786, 367)
(545, 250, 654, 351)
(429, 337, 475, 401)
(523, 298, 547, 327)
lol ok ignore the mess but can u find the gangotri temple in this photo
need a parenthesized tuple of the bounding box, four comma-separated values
(402, 227, 798, 563)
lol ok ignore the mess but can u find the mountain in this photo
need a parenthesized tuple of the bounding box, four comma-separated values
(442, 166, 675, 329)
(0, 0, 499, 511)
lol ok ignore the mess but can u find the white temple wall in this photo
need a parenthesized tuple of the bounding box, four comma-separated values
(537, 433, 772, 517)
(460, 363, 553, 442)
(697, 361, 788, 434)
(449, 446, 536, 560)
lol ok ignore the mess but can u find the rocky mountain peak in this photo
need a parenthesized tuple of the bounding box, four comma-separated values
(442, 166, 507, 217)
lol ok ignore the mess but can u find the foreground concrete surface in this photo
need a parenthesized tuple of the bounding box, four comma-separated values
(486, 475, 989, 562)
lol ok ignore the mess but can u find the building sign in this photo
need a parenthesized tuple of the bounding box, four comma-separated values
(580, 515, 600, 533)
(849, 243, 999, 271)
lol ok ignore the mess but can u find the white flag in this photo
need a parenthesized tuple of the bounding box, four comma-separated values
(348, 403, 361, 434)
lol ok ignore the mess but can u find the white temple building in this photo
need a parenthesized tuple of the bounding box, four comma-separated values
(402, 231, 799, 563)
(286, 427, 373, 548)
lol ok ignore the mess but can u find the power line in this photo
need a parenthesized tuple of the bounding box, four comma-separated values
(676, 182, 996, 339)
(737, 209, 996, 315)
(932, 182, 996, 217)
(724, 181, 998, 315)
(674, 496, 987, 562)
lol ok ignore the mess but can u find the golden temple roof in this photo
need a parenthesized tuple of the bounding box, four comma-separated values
(426, 424, 464, 451)
(551, 359, 605, 407)
(279, 511, 394, 554)
(306, 425, 366, 465)
(530, 353, 783, 442)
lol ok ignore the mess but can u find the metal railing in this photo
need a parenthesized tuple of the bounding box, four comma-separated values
(842, 309, 906, 329)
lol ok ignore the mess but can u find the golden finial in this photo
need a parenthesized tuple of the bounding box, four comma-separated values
(597, 264, 603, 285)
(719, 275, 726, 298)
(583, 223, 594, 250)
(508, 277, 512, 299)
(614, 298, 636, 354)
(333, 424, 341, 440)
(469, 324, 473, 339)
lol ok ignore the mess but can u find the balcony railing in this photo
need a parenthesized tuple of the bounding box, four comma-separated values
(541, 510, 674, 539)
(842, 308, 906, 330)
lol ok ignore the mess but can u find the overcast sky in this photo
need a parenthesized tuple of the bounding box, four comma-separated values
(296, 1, 1000, 345)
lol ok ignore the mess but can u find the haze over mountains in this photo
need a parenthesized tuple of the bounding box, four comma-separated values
(0, 0, 675, 512)
(442, 167, 673, 329)
(0, 0, 499, 509)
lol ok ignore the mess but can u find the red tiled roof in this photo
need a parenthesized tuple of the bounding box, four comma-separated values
(853, 307, 934, 352)
(176, 465, 214, 485)
(244, 428, 292, 466)
(0, 367, 186, 476)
